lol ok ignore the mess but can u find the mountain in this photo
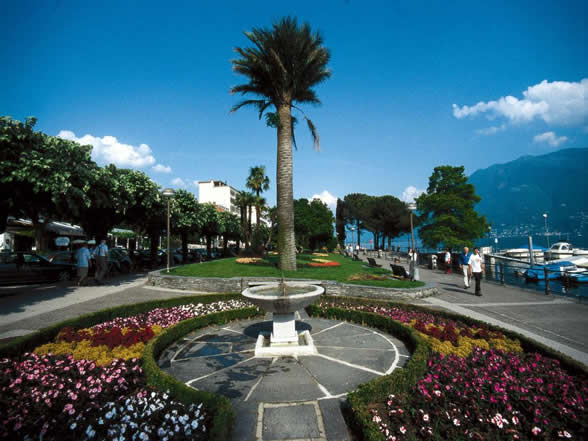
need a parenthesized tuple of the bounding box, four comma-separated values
(468, 148, 588, 235)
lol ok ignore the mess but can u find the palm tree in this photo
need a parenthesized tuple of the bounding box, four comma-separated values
(231, 17, 331, 271)
(235, 191, 256, 247)
(246, 165, 270, 233)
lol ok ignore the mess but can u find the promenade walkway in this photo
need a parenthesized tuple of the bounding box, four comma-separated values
(368, 254, 588, 368)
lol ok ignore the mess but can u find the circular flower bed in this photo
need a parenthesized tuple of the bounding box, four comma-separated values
(318, 300, 588, 440)
(0, 299, 252, 440)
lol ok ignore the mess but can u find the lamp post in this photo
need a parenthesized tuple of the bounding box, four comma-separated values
(487, 226, 492, 249)
(349, 226, 356, 246)
(543, 213, 550, 249)
(162, 188, 176, 273)
(407, 202, 418, 280)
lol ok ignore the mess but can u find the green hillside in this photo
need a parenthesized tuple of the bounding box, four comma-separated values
(468, 148, 588, 233)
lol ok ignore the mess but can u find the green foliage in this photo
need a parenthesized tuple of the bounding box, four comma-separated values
(0, 116, 98, 243)
(417, 165, 487, 250)
(293, 198, 335, 250)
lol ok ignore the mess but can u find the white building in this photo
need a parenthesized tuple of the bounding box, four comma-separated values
(197, 180, 262, 224)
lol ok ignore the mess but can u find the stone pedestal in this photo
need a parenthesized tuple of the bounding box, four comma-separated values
(270, 312, 298, 345)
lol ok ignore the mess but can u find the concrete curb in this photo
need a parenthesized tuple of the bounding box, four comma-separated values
(147, 269, 439, 301)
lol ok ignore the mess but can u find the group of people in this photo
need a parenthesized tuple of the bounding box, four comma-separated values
(444, 246, 485, 296)
(74, 239, 109, 286)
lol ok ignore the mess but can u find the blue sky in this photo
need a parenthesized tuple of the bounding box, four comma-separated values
(2, 0, 586, 210)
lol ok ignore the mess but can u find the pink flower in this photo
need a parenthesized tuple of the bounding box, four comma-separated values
(531, 426, 542, 435)
(399, 426, 406, 434)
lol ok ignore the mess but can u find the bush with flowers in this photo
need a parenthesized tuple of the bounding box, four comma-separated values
(0, 297, 256, 440)
(312, 298, 588, 441)
(236, 257, 263, 264)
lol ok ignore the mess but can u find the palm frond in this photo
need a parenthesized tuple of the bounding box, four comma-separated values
(305, 117, 320, 152)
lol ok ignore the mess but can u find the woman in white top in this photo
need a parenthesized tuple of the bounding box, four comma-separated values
(469, 247, 484, 296)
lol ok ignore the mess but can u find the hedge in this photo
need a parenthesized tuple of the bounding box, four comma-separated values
(143, 307, 260, 441)
(0, 293, 258, 440)
(307, 304, 431, 441)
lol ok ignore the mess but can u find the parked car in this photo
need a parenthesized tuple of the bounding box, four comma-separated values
(107, 248, 132, 273)
(0, 252, 76, 285)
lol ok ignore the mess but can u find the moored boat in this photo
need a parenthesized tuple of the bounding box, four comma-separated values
(544, 242, 574, 261)
(524, 261, 577, 281)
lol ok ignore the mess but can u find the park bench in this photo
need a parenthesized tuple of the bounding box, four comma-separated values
(390, 263, 409, 279)
(367, 257, 381, 268)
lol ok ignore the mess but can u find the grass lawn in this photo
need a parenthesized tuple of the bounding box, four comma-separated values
(169, 253, 425, 288)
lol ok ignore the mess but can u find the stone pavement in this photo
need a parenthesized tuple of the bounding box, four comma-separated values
(368, 254, 588, 367)
(158, 311, 410, 441)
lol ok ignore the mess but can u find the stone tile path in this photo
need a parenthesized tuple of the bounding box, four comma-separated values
(159, 311, 411, 441)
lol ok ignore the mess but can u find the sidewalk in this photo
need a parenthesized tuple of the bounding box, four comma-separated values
(368, 254, 588, 367)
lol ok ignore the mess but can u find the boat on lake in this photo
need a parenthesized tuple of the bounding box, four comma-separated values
(524, 261, 578, 281)
(504, 245, 546, 261)
(545, 242, 579, 261)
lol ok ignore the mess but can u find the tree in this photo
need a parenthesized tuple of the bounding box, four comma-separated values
(0, 116, 97, 249)
(199, 203, 221, 258)
(416, 165, 487, 250)
(171, 189, 200, 261)
(363, 195, 411, 249)
(218, 211, 241, 256)
(335, 198, 346, 246)
(231, 16, 331, 270)
(293, 198, 334, 250)
(246, 165, 270, 221)
(342, 193, 371, 247)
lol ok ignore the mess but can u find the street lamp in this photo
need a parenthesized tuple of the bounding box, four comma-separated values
(487, 226, 492, 249)
(543, 213, 550, 249)
(162, 188, 176, 273)
(407, 202, 419, 280)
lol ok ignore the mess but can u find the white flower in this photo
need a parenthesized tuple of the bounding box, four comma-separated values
(70, 422, 77, 430)
(191, 420, 199, 430)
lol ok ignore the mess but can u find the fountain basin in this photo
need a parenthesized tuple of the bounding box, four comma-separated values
(242, 282, 324, 354)
(242, 282, 324, 313)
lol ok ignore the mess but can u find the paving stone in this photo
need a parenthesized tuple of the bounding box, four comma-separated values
(248, 357, 323, 402)
(190, 358, 271, 399)
(231, 402, 259, 441)
(300, 355, 380, 396)
(317, 346, 397, 374)
(262, 403, 320, 440)
(312, 323, 394, 349)
(319, 398, 353, 441)
(167, 352, 250, 383)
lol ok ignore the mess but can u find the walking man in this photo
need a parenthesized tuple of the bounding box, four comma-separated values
(75, 241, 91, 286)
(469, 247, 485, 296)
(94, 238, 109, 285)
(458, 246, 471, 289)
(444, 248, 451, 274)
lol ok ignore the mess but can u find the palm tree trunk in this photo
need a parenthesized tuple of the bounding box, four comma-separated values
(276, 104, 296, 270)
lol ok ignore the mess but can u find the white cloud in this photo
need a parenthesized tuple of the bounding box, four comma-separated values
(58, 130, 156, 168)
(311, 190, 337, 211)
(152, 164, 172, 173)
(401, 186, 424, 203)
(192, 180, 200, 187)
(533, 131, 568, 147)
(475, 124, 506, 136)
(453, 79, 587, 126)
(172, 177, 186, 187)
